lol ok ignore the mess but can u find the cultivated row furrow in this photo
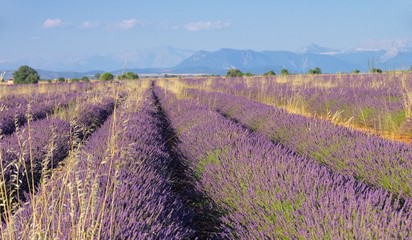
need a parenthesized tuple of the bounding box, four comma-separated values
(152, 86, 223, 239)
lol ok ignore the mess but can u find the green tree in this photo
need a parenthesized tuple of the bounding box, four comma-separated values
(100, 72, 114, 81)
(352, 69, 360, 74)
(12, 65, 40, 84)
(280, 68, 289, 76)
(308, 67, 322, 74)
(263, 70, 276, 76)
(70, 78, 80, 83)
(118, 72, 139, 80)
(126, 72, 138, 79)
(226, 68, 244, 78)
(371, 68, 382, 73)
(57, 77, 66, 83)
(81, 76, 90, 82)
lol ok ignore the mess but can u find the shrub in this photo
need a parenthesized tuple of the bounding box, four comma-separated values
(308, 67, 322, 75)
(352, 69, 360, 74)
(57, 77, 66, 83)
(81, 76, 90, 82)
(100, 72, 114, 81)
(226, 69, 244, 78)
(280, 68, 289, 76)
(118, 72, 139, 80)
(371, 68, 383, 73)
(263, 70, 276, 76)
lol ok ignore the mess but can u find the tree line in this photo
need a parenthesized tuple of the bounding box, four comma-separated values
(7, 64, 411, 84)
(10, 65, 139, 84)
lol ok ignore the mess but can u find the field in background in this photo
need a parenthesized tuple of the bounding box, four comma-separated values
(0, 75, 411, 239)
(168, 72, 412, 143)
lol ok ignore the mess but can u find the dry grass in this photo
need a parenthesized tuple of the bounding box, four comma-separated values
(0, 80, 150, 239)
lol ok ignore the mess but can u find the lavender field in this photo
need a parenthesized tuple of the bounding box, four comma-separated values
(1, 74, 412, 239)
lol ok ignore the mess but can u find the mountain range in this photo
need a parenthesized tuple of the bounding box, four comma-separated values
(1, 44, 412, 79)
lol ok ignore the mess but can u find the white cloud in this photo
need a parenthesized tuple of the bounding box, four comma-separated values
(43, 18, 63, 29)
(118, 19, 138, 30)
(184, 20, 230, 32)
(81, 21, 99, 29)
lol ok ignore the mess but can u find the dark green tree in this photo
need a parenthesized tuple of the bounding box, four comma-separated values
(280, 68, 289, 76)
(371, 68, 382, 73)
(308, 67, 322, 74)
(100, 72, 114, 81)
(81, 76, 90, 82)
(57, 77, 66, 83)
(118, 72, 139, 80)
(12, 65, 40, 84)
(263, 70, 276, 76)
(352, 69, 360, 74)
(70, 78, 80, 83)
(226, 68, 244, 78)
(126, 72, 138, 79)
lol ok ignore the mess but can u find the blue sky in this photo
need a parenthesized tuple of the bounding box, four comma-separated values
(1, 0, 412, 60)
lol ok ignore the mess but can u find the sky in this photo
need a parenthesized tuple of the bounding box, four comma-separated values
(1, 0, 412, 61)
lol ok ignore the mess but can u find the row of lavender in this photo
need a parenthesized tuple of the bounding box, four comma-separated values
(0, 81, 97, 111)
(183, 87, 412, 197)
(0, 93, 79, 136)
(155, 85, 411, 239)
(0, 81, 116, 137)
(3, 88, 196, 239)
(0, 94, 117, 218)
(178, 73, 412, 136)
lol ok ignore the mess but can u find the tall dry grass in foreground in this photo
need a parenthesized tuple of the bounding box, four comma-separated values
(0, 80, 149, 239)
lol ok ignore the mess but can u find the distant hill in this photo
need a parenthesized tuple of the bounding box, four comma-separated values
(2, 44, 412, 78)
